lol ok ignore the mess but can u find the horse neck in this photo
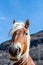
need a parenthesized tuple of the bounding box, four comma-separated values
(13, 55, 28, 65)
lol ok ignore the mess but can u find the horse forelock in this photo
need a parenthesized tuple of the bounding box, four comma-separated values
(9, 22, 25, 36)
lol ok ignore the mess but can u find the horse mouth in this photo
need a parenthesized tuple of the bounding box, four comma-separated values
(9, 51, 22, 61)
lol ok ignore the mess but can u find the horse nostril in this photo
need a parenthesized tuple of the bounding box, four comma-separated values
(16, 47, 21, 55)
(19, 47, 21, 53)
(9, 47, 13, 56)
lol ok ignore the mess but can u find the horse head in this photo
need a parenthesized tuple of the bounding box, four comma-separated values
(9, 19, 30, 62)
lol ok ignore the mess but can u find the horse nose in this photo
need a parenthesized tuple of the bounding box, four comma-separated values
(9, 46, 21, 56)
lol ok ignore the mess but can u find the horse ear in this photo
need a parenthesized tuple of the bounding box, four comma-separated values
(13, 19, 16, 24)
(25, 19, 30, 29)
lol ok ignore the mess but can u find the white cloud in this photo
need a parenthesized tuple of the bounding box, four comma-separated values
(0, 16, 11, 21)
(0, 17, 5, 20)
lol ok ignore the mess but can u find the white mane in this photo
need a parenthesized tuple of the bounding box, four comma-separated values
(9, 22, 25, 36)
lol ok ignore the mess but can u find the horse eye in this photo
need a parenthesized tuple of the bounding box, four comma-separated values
(25, 33, 28, 35)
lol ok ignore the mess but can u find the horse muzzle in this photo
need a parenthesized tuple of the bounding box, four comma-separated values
(9, 43, 22, 60)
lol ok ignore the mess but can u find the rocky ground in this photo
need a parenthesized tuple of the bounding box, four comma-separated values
(0, 30, 43, 65)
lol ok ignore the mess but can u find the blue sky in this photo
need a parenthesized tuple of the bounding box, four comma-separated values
(0, 0, 43, 43)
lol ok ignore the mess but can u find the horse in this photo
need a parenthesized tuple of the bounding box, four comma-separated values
(9, 19, 35, 65)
